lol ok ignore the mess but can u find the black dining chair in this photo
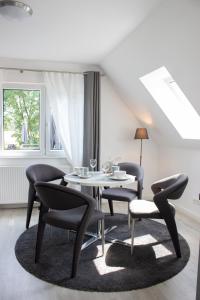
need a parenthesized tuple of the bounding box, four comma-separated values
(102, 162, 144, 216)
(26, 164, 67, 229)
(129, 174, 188, 257)
(35, 182, 105, 278)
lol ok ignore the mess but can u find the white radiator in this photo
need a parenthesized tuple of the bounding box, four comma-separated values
(0, 166, 28, 204)
(0, 165, 69, 205)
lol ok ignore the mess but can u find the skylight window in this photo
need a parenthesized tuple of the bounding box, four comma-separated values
(140, 66, 200, 139)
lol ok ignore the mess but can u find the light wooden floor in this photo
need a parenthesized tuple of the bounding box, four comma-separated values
(0, 205, 199, 300)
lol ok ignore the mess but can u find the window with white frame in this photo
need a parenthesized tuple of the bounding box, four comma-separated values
(140, 66, 200, 139)
(3, 88, 40, 151)
(0, 83, 64, 157)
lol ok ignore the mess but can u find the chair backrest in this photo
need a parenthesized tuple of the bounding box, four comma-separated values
(151, 174, 188, 201)
(151, 173, 188, 219)
(35, 182, 96, 211)
(118, 162, 143, 180)
(118, 162, 144, 198)
(26, 164, 65, 184)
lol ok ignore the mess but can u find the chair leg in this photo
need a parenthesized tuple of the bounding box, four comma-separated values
(71, 230, 85, 278)
(164, 215, 181, 258)
(131, 218, 135, 255)
(128, 203, 132, 229)
(26, 185, 36, 229)
(128, 211, 131, 229)
(101, 219, 105, 256)
(26, 198, 34, 229)
(108, 199, 114, 216)
(35, 220, 46, 263)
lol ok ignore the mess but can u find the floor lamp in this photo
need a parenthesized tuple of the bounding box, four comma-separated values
(134, 128, 149, 166)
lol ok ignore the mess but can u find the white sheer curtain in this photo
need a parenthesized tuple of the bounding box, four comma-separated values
(44, 72, 84, 167)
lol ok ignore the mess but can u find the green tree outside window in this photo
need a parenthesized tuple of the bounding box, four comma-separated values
(3, 89, 40, 150)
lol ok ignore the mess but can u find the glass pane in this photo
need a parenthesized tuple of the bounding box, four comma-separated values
(3, 89, 40, 150)
(140, 66, 200, 139)
(50, 115, 63, 150)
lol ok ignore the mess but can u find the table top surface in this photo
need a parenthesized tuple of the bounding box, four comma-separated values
(64, 172, 135, 187)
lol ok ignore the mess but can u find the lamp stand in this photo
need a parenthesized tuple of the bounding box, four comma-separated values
(140, 139, 143, 166)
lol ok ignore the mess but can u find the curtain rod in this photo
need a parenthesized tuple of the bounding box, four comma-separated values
(0, 66, 104, 75)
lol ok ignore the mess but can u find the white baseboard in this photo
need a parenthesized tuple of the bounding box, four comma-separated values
(0, 203, 39, 209)
(175, 205, 200, 224)
(143, 195, 200, 225)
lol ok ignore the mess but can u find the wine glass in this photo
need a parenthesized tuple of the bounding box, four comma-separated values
(101, 161, 111, 174)
(90, 159, 97, 174)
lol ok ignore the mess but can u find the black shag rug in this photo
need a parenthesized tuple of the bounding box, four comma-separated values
(15, 214, 190, 292)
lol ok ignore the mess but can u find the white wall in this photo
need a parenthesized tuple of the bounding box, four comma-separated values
(101, 0, 200, 220)
(101, 76, 158, 198)
(101, 0, 200, 148)
(158, 146, 200, 220)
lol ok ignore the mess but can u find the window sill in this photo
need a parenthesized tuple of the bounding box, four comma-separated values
(0, 151, 65, 159)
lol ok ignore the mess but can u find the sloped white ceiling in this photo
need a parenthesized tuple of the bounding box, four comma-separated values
(101, 0, 200, 148)
(0, 0, 161, 63)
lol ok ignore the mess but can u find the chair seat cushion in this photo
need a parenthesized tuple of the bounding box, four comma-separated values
(102, 187, 138, 202)
(129, 200, 175, 219)
(43, 206, 104, 230)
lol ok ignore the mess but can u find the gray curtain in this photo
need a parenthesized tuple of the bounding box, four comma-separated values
(82, 71, 100, 197)
(83, 71, 100, 170)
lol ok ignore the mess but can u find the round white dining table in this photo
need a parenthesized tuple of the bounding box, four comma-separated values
(64, 172, 135, 188)
(64, 172, 136, 250)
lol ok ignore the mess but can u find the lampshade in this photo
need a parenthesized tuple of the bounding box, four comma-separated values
(134, 128, 149, 140)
